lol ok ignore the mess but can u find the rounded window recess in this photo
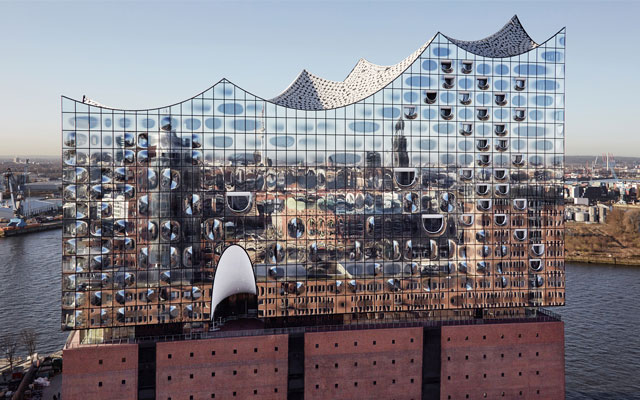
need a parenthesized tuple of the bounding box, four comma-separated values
(442, 240, 456, 260)
(495, 93, 507, 106)
(477, 261, 488, 273)
(476, 230, 487, 243)
(348, 280, 357, 293)
(459, 92, 472, 105)
(184, 194, 201, 216)
(384, 240, 401, 261)
(499, 276, 509, 288)
(403, 240, 415, 261)
(404, 106, 418, 120)
(141, 221, 158, 241)
(366, 216, 376, 235)
(161, 220, 181, 242)
(477, 199, 492, 211)
(440, 107, 454, 120)
(512, 154, 525, 166)
(138, 195, 149, 216)
(183, 246, 194, 268)
(443, 75, 455, 89)
(514, 229, 528, 241)
(138, 133, 149, 149)
(460, 214, 474, 226)
(494, 169, 508, 181)
(476, 184, 490, 196)
(334, 280, 343, 293)
(114, 219, 133, 236)
(533, 275, 544, 288)
(143, 168, 158, 190)
(440, 192, 456, 213)
(463, 278, 474, 291)
(441, 60, 453, 73)
(160, 169, 180, 190)
(459, 168, 473, 181)
(457, 123, 473, 137)
(226, 192, 253, 213)
(424, 90, 437, 104)
(461, 61, 473, 74)
(476, 247, 491, 261)
(515, 78, 526, 91)
(394, 168, 417, 187)
(458, 261, 468, 274)
(499, 245, 509, 258)
(476, 139, 490, 151)
(422, 214, 445, 234)
(513, 198, 527, 211)
(123, 150, 135, 165)
(530, 258, 543, 271)
(288, 218, 305, 238)
(495, 184, 510, 196)
(477, 108, 489, 121)
(494, 124, 508, 136)
(494, 214, 508, 226)
(267, 243, 285, 264)
(532, 244, 545, 257)
(204, 218, 223, 242)
(496, 139, 509, 151)
(477, 77, 489, 90)
(513, 108, 526, 121)
(403, 192, 420, 213)
(477, 154, 491, 166)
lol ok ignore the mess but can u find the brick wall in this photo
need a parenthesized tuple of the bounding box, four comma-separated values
(304, 328, 423, 400)
(156, 335, 289, 400)
(62, 344, 138, 400)
(440, 321, 565, 399)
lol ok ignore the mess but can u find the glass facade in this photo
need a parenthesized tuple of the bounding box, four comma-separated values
(61, 19, 565, 330)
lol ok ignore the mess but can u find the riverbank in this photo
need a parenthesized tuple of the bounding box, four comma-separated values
(565, 209, 640, 267)
(565, 254, 640, 267)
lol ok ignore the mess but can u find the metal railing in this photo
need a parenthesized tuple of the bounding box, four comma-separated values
(67, 307, 561, 348)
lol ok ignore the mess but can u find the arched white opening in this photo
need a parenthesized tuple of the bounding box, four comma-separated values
(211, 245, 257, 319)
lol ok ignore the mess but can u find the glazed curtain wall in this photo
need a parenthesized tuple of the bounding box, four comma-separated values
(61, 31, 565, 330)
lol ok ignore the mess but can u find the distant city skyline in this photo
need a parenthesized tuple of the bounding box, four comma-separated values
(1, 0, 638, 156)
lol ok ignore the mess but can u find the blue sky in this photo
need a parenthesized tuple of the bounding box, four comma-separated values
(1, 0, 638, 156)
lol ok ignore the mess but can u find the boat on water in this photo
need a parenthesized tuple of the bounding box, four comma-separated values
(0, 216, 62, 237)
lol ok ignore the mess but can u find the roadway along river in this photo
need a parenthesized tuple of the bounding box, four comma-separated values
(0, 229, 638, 399)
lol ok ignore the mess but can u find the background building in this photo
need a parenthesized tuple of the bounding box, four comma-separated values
(62, 16, 566, 399)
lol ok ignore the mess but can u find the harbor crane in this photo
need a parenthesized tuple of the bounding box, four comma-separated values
(3, 160, 29, 227)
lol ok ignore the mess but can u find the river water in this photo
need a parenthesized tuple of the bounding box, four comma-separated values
(0, 230, 638, 398)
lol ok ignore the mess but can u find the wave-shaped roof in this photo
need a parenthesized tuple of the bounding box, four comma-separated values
(269, 15, 539, 111)
(76, 16, 553, 113)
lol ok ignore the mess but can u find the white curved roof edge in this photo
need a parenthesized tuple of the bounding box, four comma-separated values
(269, 15, 541, 111)
(210, 245, 257, 319)
(268, 37, 433, 111)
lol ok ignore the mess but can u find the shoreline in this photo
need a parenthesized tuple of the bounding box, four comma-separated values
(566, 254, 640, 267)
